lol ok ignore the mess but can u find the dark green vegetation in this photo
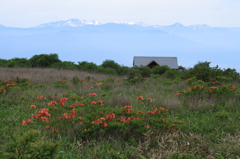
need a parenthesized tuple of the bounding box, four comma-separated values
(0, 54, 240, 158)
(1, 53, 239, 81)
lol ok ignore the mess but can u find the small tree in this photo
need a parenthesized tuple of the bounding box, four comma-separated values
(29, 53, 61, 68)
(7, 58, 30, 67)
(101, 60, 119, 73)
(0, 59, 8, 67)
(78, 61, 98, 71)
(101, 60, 120, 69)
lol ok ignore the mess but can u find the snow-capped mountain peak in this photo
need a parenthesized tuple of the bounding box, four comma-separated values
(35, 19, 102, 28)
(111, 21, 150, 27)
(35, 19, 152, 28)
(189, 24, 210, 30)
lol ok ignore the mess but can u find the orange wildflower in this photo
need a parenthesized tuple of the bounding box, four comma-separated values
(175, 93, 182, 96)
(89, 93, 97, 96)
(30, 105, 37, 108)
(6, 84, 14, 87)
(22, 119, 32, 126)
(98, 100, 103, 104)
(159, 107, 165, 110)
(103, 122, 108, 127)
(91, 101, 97, 105)
(106, 113, 116, 121)
(59, 97, 68, 102)
(210, 87, 218, 90)
(59, 101, 65, 106)
(37, 96, 44, 100)
(146, 125, 150, 129)
(48, 101, 57, 106)
(40, 116, 50, 122)
(136, 96, 144, 100)
(38, 109, 51, 116)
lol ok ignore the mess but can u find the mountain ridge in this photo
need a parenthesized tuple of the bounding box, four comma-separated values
(2, 19, 238, 29)
(0, 19, 240, 71)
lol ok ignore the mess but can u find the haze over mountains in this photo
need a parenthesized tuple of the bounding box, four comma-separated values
(1, 19, 240, 71)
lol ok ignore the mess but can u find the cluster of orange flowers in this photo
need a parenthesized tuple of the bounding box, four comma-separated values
(22, 119, 33, 126)
(47, 97, 69, 106)
(121, 105, 133, 114)
(106, 112, 116, 121)
(37, 96, 44, 100)
(175, 93, 183, 96)
(136, 96, 153, 102)
(22, 108, 52, 127)
(0, 81, 17, 93)
(91, 100, 104, 106)
(58, 97, 68, 106)
(72, 102, 84, 106)
(32, 108, 51, 123)
(48, 101, 58, 106)
(147, 107, 166, 115)
(59, 109, 77, 119)
(188, 85, 204, 91)
(206, 87, 218, 93)
(230, 84, 237, 91)
(22, 88, 179, 136)
(89, 93, 97, 96)
(91, 117, 108, 127)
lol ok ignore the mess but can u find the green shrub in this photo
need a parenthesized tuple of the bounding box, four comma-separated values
(29, 54, 61, 68)
(152, 65, 170, 75)
(124, 72, 144, 84)
(9, 58, 30, 67)
(1, 129, 59, 159)
(139, 66, 152, 78)
(101, 60, 120, 70)
(0, 59, 8, 67)
(77, 61, 98, 72)
(164, 69, 180, 79)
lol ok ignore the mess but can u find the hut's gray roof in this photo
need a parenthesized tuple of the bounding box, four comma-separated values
(133, 56, 178, 69)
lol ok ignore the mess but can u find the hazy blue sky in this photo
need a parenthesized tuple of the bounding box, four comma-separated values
(1, 0, 240, 27)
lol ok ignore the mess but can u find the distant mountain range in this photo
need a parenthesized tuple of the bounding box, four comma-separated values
(1, 19, 240, 71)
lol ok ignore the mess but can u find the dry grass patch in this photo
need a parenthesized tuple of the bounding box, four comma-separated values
(0, 67, 120, 84)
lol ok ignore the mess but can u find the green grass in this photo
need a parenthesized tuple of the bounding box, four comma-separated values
(0, 68, 240, 158)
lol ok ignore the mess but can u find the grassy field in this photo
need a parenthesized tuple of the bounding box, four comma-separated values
(0, 67, 240, 159)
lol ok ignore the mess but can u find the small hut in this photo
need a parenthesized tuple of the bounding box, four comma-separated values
(133, 56, 179, 69)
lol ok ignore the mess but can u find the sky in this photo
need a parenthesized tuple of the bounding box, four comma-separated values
(0, 0, 240, 28)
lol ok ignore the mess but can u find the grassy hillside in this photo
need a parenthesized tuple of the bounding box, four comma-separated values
(0, 67, 240, 158)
